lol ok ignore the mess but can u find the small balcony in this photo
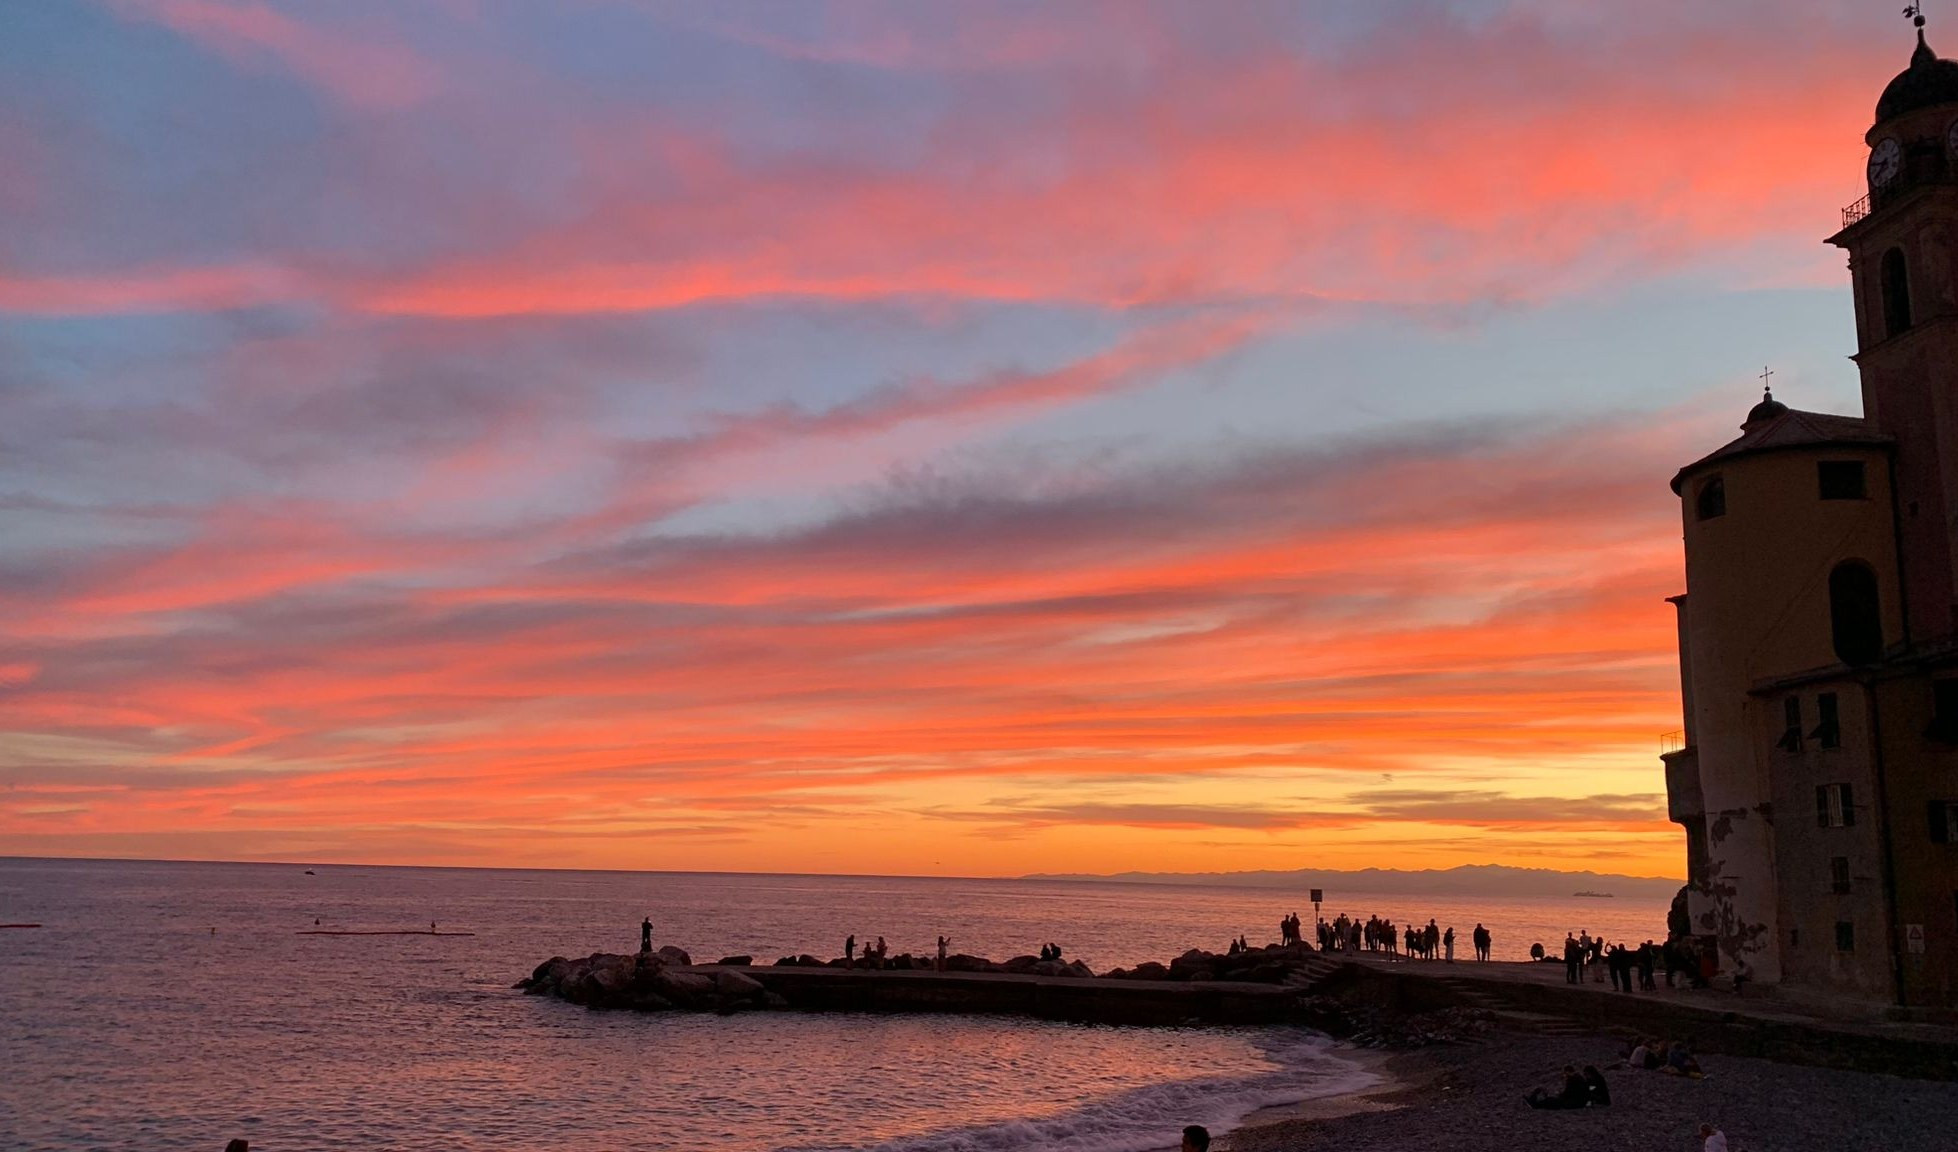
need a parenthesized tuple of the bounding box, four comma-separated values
(1843, 193, 1870, 228)
(1663, 745, 1704, 824)
(1659, 729, 1686, 756)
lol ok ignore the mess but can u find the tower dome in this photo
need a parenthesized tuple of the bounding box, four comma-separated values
(1876, 30, 1958, 123)
(1744, 387, 1788, 428)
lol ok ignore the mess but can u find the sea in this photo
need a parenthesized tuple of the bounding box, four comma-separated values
(0, 858, 1671, 1152)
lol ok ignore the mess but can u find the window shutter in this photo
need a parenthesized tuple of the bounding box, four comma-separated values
(1843, 783, 1857, 827)
(1818, 785, 1831, 828)
(1932, 802, 1950, 844)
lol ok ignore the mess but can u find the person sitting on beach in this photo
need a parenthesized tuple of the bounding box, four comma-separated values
(1180, 1124, 1210, 1152)
(1525, 1064, 1589, 1109)
(1581, 1065, 1610, 1107)
(1664, 1041, 1703, 1078)
(1530, 941, 1545, 962)
(1626, 1039, 1659, 1070)
(1699, 1123, 1728, 1152)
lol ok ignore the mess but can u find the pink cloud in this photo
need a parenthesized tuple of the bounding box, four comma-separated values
(111, 0, 438, 110)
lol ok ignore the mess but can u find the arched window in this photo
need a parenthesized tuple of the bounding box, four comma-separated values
(1695, 475, 1726, 521)
(1882, 247, 1913, 337)
(1829, 561, 1883, 666)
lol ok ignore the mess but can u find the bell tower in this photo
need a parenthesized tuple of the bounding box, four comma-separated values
(1829, 10, 1958, 641)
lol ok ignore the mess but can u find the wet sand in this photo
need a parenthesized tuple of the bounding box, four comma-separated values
(1225, 1030, 1958, 1151)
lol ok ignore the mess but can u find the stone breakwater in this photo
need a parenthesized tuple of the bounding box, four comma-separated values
(516, 942, 1492, 1040)
(519, 942, 1317, 1009)
(518, 947, 784, 1013)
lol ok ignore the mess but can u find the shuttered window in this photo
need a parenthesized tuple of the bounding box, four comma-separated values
(1817, 783, 1856, 828)
(1813, 693, 1842, 749)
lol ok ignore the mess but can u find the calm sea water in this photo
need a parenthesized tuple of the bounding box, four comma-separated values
(0, 859, 1669, 1152)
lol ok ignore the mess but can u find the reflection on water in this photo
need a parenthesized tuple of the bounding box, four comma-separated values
(0, 859, 1660, 1150)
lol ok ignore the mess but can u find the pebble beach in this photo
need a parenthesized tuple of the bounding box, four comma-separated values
(1228, 1030, 1958, 1152)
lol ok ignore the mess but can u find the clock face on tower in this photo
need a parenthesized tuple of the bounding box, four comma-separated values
(1870, 137, 1904, 188)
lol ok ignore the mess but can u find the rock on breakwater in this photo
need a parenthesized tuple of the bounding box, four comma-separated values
(518, 950, 783, 1013)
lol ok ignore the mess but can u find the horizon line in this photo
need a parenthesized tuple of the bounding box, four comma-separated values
(0, 852, 1685, 887)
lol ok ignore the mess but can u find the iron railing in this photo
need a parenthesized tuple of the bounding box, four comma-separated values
(1843, 193, 1871, 228)
(1659, 729, 1687, 755)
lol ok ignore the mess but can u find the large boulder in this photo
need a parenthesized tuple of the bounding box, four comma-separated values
(518, 955, 571, 992)
(1169, 949, 1218, 981)
(654, 970, 718, 1009)
(1127, 961, 1170, 981)
(656, 945, 693, 967)
(712, 969, 765, 998)
(943, 953, 993, 973)
(1000, 954, 1042, 974)
(716, 955, 753, 967)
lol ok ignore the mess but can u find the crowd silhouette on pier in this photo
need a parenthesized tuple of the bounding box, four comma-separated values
(1305, 912, 1487, 963)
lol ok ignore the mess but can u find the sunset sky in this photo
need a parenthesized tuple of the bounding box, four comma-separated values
(0, 1, 1914, 877)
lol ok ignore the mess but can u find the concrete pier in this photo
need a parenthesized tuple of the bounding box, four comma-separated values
(682, 963, 1309, 1026)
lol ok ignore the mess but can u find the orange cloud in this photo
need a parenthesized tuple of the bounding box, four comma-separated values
(0, 405, 1691, 874)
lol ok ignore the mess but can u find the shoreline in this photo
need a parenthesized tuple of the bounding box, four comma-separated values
(1232, 1045, 1415, 1129)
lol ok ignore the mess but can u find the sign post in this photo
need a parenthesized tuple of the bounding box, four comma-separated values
(1309, 888, 1323, 944)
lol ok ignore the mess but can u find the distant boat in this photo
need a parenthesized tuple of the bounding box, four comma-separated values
(1573, 890, 1615, 898)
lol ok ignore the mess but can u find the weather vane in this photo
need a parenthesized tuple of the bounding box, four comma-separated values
(1906, 4, 1927, 30)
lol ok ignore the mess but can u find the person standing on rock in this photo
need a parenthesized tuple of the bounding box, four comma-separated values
(937, 935, 949, 972)
(845, 935, 855, 969)
(640, 917, 652, 954)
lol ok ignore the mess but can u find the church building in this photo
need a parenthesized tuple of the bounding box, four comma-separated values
(1664, 22, 1958, 1014)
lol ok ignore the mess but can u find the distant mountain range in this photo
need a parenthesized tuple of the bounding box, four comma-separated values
(1019, 863, 1683, 900)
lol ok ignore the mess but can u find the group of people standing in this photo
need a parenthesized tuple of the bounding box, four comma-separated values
(1558, 932, 1662, 991)
(843, 934, 890, 969)
(1310, 912, 1492, 963)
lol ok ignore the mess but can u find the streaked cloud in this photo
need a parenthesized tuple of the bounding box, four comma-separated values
(0, 0, 1895, 873)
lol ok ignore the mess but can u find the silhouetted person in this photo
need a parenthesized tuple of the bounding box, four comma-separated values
(226, 1141, 250, 1152)
(845, 934, 855, 969)
(1525, 1065, 1589, 1110)
(1473, 923, 1490, 961)
(1443, 926, 1455, 963)
(1581, 1065, 1610, 1107)
(1563, 933, 1581, 984)
(1180, 1124, 1210, 1152)
(937, 935, 949, 972)
(640, 917, 652, 954)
